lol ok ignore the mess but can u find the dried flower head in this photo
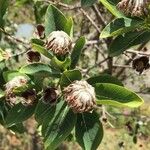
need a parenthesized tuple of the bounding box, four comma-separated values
(132, 56, 150, 74)
(42, 87, 58, 105)
(26, 50, 41, 62)
(63, 80, 96, 113)
(45, 31, 72, 56)
(5, 76, 28, 99)
(35, 24, 45, 39)
(21, 89, 37, 106)
(117, 0, 149, 17)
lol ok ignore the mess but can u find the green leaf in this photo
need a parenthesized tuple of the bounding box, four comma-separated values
(31, 43, 53, 59)
(95, 83, 144, 107)
(13, 83, 33, 95)
(50, 57, 71, 72)
(0, 0, 9, 39)
(70, 36, 86, 69)
(3, 70, 28, 82)
(0, 0, 8, 20)
(0, 89, 5, 98)
(19, 63, 60, 77)
(45, 5, 68, 36)
(8, 123, 26, 134)
(81, 0, 97, 7)
(87, 74, 123, 86)
(109, 30, 150, 56)
(100, 18, 144, 38)
(75, 112, 103, 150)
(35, 100, 56, 124)
(0, 100, 11, 125)
(60, 70, 82, 88)
(5, 103, 36, 127)
(31, 38, 45, 46)
(42, 100, 65, 136)
(100, 0, 124, 18)
(64, 17, 74, 37)
(42, 101, 77, 150)
(33, 1, 48, 24)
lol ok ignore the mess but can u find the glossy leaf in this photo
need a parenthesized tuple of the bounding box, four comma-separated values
(45, 5, 67, 36)
(0, 0, 9, 39)
(19, 63, 60, 77)
(50, 57, 71, 72)
(71, 36, 86, 69)
(0, 0, 8, 23)
(5, 103, 36, 127)
(100, 17, 143, 38)
(0, 100, 11, 125)
(42, 100, 65, 136)
(64, 17, 74, 37)
(35, 100, 56, 124)
(0, 89, 4, 98)
(109, 30, 150, 56)
(100, 0, 124, 18)
(87, 74, 123, 86)
(75, 112, 103, 150)
(31, 38, 45, 46)
(31, 43, 53, 59)
(3, 70, 28, 82)
(60, 70, 82, 88)
(95, 83, 144, 107)
(8, 123, 26, 133)
(42, 101, 77, 150)
(81, 0, 97, 7)
(33, 1, 48, 24)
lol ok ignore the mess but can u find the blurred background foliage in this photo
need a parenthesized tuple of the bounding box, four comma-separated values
(0, 0, 150, 150)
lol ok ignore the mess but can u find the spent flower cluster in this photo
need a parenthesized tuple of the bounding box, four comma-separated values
(64, 80, 96, 113)
(45, 30, 72, 56)
(117, 0, 150, 17)
(132, 56, 150, 74)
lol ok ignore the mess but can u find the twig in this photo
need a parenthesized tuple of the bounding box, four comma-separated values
(113, 64, 132, 68)
(0, 28, 28, 45)
(126, 49, 150, 56)
(116, 42, 147, 78)
(80, 8, 100, 33)
(85, 40, 102, 45)
(95, 45, 107, 59)
(92, 4, 106, 27)
(85, 57, 109, 74)
(44, 0, 81, 10)
(112, 113, 150, 120)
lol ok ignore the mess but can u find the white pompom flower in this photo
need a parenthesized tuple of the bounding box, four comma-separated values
(117, 0, 149, 17)
(63, 80, 96, 113)
(45, 30, 72, 56)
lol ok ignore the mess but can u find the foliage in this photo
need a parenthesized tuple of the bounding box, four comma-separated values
(0, 0, 150, 149)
